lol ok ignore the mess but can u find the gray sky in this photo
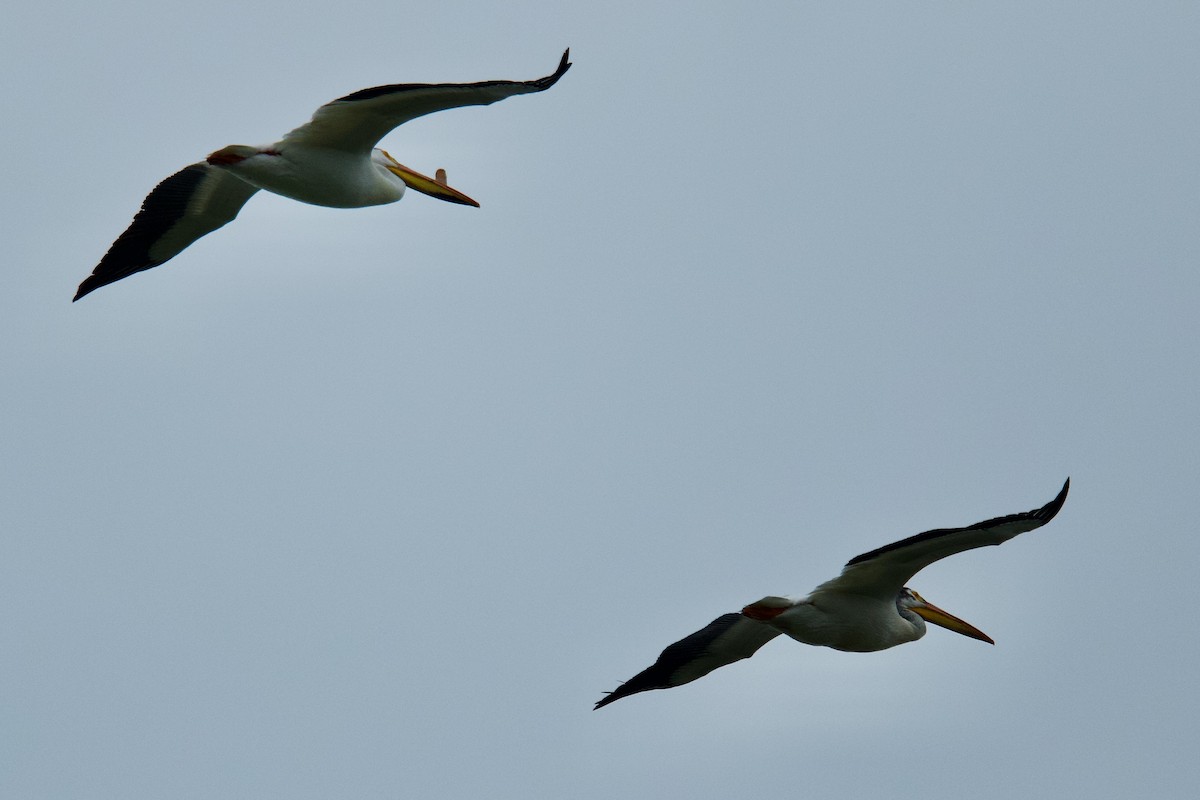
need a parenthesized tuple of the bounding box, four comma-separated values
(3, 2, 1199, 798)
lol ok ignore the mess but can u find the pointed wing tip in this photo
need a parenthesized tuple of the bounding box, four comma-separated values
(1040, 477, 1071, 521)
(594, 679, 632, 710)
(73, 269, 139, 301)
(594, 683, 639, 710)
(537, 49, 572, 90)
(73, 279, 100, 302)
(535, 49, 571, 90)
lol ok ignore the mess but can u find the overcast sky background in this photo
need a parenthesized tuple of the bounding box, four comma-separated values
(3, 2, 1199, 798)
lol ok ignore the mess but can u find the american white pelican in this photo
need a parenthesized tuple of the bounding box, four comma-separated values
(73, 50, 571, 301)
(595, 479, 1069, 709)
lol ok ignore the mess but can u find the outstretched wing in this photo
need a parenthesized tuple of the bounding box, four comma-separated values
(74, 164, 259, 301)
(282, 49, 571, 153)
(595, 613, 781, 709)
(814, 479, 1070, 600)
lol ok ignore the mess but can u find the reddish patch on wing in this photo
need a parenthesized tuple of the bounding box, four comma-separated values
(741, 601, 788, 621)
(206, 146, 279, 166)
(206, 147, 247, 166)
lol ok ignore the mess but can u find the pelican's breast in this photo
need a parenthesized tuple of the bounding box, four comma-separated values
(770, 594, 919, 652)
(211, 147, 402, 208)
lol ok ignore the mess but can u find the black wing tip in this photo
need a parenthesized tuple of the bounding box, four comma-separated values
(593, 679, 651, 710)
(73, 259, 165, 302)
(593, 678, 649, 710)
(965, 477, 1070, 530)
(73, 273, 112, 302)
(1039, 477, 1071, 522)
(535, 48, 572, 90)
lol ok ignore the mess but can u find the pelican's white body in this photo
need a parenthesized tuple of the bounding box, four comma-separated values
(219, 148, 405, 208)
(764, 593, 925, 652)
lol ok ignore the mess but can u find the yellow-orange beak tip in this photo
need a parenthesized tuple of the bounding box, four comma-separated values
(912, 598, 995, 645)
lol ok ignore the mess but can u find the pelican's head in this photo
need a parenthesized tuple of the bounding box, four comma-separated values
(899, 588, 994, 644)
(375, 149, 480, 207)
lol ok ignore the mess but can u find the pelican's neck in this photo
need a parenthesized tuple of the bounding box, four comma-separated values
(896, 600, 928, 643)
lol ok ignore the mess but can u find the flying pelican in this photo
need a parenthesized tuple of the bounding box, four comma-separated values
(595, 479, 1069, 709)
(73, 50, 571, 301)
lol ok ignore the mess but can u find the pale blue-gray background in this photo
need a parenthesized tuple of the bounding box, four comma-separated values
(3, 2, 1198, 798)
